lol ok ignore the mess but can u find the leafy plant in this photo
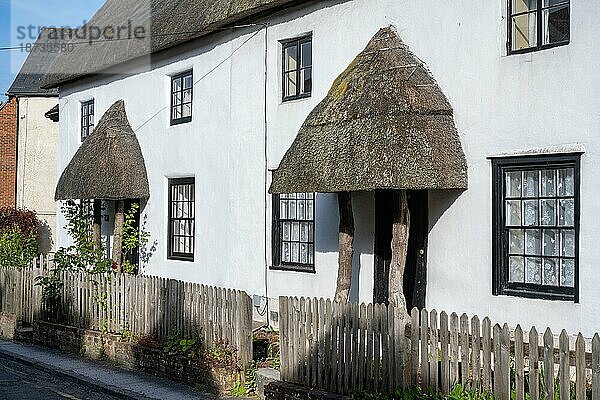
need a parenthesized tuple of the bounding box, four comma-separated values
(120, 202, 150, 275)
(163, 332, 202, 357)
(0, 227, 38, 269)
(230, 380, 248, 397)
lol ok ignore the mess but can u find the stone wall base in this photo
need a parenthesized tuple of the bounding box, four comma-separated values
(265, 380, 350, 400)
(33, 321, 240, 394)
(0, 312, 17, 340)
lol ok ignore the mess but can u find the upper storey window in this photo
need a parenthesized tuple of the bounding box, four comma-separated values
(81, 100, 94, 141)
(171, 70, 193, 125)
(282, 35, 312, 102)
(508, 0, 570, 54)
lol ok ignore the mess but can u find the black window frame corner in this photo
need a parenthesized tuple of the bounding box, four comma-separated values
(491, 152, 581, 302)
(281, 33, 313, 103)
(80, 99, 95, 142)
(170, 70, 194, 126)
(506, 0, 570, 56)
(167, 177, 196, 262)
(270, 192, 317, 274)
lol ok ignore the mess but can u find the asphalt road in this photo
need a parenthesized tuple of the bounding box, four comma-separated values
(0, 355, 125, 400)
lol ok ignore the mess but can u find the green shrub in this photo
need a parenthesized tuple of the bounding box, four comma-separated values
(0, 227, 38, 269)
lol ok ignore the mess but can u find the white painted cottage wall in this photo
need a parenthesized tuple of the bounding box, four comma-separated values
(57, 0, 600, 335)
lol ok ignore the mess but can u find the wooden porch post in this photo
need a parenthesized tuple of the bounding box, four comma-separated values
(334, 191, 354, 303)
(93, 199, 102, 250)
(112, 200, 125, 268)
(389, 190, 410, 320)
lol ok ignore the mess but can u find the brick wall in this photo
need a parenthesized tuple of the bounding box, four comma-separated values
(0, 97, 17, 207)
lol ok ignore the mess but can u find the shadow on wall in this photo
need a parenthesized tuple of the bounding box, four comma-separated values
(37, 219, 53, 255)
(314, 192, 375, 304)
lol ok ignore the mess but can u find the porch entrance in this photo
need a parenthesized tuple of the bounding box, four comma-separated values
(373, 190, 428, 310)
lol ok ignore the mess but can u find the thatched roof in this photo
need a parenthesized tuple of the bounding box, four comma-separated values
(55, 100, 149, 201)
(270, 27, 468, 194)
(7, 29, 73, 96)
(42, 0, 299, 88)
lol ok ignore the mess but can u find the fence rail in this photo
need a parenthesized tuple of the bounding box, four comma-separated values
(280, 296, 600, 399)
(0, 263, 253, 367)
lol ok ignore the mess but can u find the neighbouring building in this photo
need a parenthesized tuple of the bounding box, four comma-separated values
(0, 97, 18, 208)
(5, 29, 65, 252)
(43, 1, 596, 334)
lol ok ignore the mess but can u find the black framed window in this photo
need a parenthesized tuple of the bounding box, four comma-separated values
(271, 193, 315, 272)
(168, 178, 195, 261)
(492, 154, 580, 301)
(282, 35, 312, 101)
(81, 100, 94, 141)
(170, 70, 193, 125)
(508, 0, 570, 54)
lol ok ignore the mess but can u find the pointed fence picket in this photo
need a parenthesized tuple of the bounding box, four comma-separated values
(279, 296, 600, 400)
(0, 263, 253, 368)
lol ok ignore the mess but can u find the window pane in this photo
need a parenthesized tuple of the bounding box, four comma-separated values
(291, 242, 299, 263)
(542, 229, 558, 256)
(525, 257, 542, 284)
(301, 41, 312, 68)
(284, 44, 298, 71)
(183, 74, 193, 89)
(543, 5, 570, 44)
(512, 13, 538, 50)
(523, 171, 539, 197)
(543, 0, 568, 6)
(282, 242, 290, 262)
(541, 170, 556, 196)
(289, 200, 297, 220)
(291, 222, 300, 241)
(558, 198, 574, 226)
(525, 229, 541, 256)
(509, 256, 525, 283)
(561, 229, 575, 257)
(300, 243, 308, 264)
(307, 199, 314, 219)
(173, 77, 182, 92)
(513, 0, 537, 13)
(540, 199, 556, 226)
(560, 259, 575, 287)
(542, 258, 559, 286)
(506, 200, 522, 226)
(173, 106, 182, 119)
(558, 168, 574, 196)
(282, 222, 290, 241)
(173, 93, 182, 107)
(506, 171, 522, 197)
(284, 71, 297, 98)
(301, 68, 312, 94)
(300, 222, 309, 242)
(183, 89, 192, 103)
(182, 103, 192, 118)
(523, 200, 538, 226)
(298, 200, 306, 220)
(509, 229, 524, 254)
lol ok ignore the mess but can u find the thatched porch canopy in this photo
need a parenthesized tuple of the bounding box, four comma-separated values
(270, 27, 468, 194)
(55, 100, 150, 201)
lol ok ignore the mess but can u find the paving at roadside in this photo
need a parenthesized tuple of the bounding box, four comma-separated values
(0, 340, 215, 400)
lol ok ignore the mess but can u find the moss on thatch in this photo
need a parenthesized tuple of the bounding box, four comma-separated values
(270, 27, 468, 194)
(55, 100, 150, 201)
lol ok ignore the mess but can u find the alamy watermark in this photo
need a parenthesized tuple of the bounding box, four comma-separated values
(16, 20, 147, 53)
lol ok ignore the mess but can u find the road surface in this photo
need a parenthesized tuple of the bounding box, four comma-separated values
(0, 355, 125, 400)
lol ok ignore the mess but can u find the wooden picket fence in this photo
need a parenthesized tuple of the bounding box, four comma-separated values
(0, 262, 253, 367)
(280, 296, 600, 400)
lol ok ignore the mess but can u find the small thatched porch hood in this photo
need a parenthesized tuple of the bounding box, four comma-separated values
(270, 27, 468, 194)
(55, 100, 150, 201)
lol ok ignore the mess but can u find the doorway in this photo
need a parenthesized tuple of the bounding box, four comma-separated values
(373, 190, 428, 310)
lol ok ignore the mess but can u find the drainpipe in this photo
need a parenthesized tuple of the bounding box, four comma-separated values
(262, 23, 271, 326)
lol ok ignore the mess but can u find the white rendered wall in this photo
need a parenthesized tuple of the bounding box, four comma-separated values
(58, 0, 600, 335)
(16, 96, 58, 253)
